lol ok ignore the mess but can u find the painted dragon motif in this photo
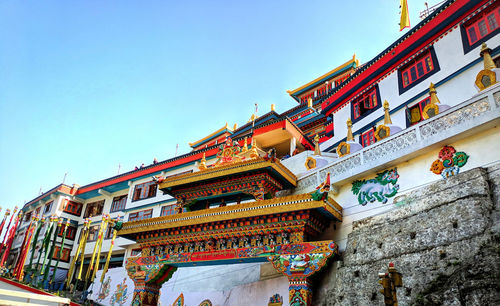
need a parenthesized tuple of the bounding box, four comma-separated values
(351, 168, 399, 206)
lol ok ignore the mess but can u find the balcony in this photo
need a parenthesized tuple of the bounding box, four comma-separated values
(295, 83, 500, 191)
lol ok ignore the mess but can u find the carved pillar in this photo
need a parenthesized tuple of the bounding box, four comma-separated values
(131, 281, 162, 306)
(288, 276, 312, 306)
(126, 256, 177, 306)
(268, 241, 337, 306)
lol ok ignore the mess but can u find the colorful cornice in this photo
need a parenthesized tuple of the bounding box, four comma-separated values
(118, 193, 342, 236)
(159, 158, 298, 191)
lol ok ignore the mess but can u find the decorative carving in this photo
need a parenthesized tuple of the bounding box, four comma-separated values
(475, 43, 497, 91)
(304, 157, 317, 170)
(351, 168, 399, 205)
(310, 173, 330, 201)
(430, 146, 469, 179)
(423, 83, 441, 119)
(268, 293, 283, 306)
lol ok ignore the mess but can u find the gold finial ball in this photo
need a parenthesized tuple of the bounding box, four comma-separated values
(383, 100, 389, 109)
(480, 42, 491, 56)
(347, 118, 352, 126)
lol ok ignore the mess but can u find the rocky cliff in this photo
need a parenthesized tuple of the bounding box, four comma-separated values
(316, 166, 500, 305)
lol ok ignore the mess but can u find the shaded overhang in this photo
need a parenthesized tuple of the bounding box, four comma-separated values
(253, 118, 314, 152)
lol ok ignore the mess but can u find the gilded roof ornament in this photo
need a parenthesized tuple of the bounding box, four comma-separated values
(346, 119, 354, 142)
(250, 138, 259, 159)
(383, 100, 392, 125)
(314, 134, 321, 156)
(198, 153, 207, 171)
(475, 43, 498, 91)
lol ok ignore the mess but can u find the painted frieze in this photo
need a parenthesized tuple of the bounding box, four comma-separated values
(111, 278, 129, 306)
(351, 168, 400, 205)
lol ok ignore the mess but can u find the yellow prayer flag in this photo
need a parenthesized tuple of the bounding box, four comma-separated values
(400, 0, 410, 31)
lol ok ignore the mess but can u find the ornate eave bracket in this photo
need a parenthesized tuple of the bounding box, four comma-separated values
(267, 241, 338, 306)
(126, 257, 177, 306)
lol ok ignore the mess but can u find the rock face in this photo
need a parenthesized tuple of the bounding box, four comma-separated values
(315, 167, 500, 305)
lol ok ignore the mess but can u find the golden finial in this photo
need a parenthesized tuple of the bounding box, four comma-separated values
(314, 134, 321, 156)
(233, 123, 238, 130)
(249, 138, 259, 159)
(242, 137, 248, 153)
(307, 97, 313, 108)
(480, 43, 497, 70)
(383, 100, 392, 125)
(429, 83, 440, 104)
(271, 104, 275, 112)
(346, 119, 354, 141)
(198, 153, 207, 171)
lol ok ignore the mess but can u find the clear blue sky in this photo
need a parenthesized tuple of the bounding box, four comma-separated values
(0, 0, 432, 210)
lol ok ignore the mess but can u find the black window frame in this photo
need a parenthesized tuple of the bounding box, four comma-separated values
(397, 46, 440, 95)
(350, 84, 382, 124)
(460, 5, 500, 54)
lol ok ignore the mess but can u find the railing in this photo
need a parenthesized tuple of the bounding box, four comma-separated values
(0, 288, 71, 305)
(295, 84, 500, 192)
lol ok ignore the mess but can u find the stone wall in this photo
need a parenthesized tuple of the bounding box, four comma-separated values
(315, 166, 500, 305)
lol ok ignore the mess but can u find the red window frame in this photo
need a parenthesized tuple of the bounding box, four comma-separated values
(160, 205, 177, 217)
(132, 181, 158, 202)
(352, 88, 378, 120)
(58, 224, 77, 240)
(53, 246, 71, 262)
(128, 209, 153, 222)
(407, 97, 431, 126)
(361, 128, 376, 147)
(110, 195, 127, 212)
(63, 200, 83, 216)
(465, 8, 500, 45)
(401, 51, 435, 88)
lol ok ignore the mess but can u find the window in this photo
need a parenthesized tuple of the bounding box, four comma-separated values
(160, 205, 177, 216)
(63, 200, 83, 216)
(35, 207, 41, 216)
(128, 209, 153, 222)
(461, 6, 500, 53)
(398, 47, 440, 94)
(84, 200, 105, 218)
(351, 86, 381, 122)
(58, 224, 77, 240)
(132, 181, 157, 202)
(131, 248, 141, 256)
(110, 195, 127, 212)
(361, 128, 376, 147)
(406, 97, 431, 126)
(44, 201, 52, 214)
(52, 246, 71, 262)
(87, 225, 100, 242)
(24, 212, 32, 222)
(105, 226, 115, 239)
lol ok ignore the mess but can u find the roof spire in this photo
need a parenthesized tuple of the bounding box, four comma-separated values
(346, 119, 354, 141)
(383, 100, 392, 124)
(314, 134, 321, 156)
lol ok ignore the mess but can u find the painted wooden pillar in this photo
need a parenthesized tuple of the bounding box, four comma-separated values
(268, 241, 337, 306)
(288, 276, 313, 306)
(131, 281, 162, 306)
(126, 256, 177, 306)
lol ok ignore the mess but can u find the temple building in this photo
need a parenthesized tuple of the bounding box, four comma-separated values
(8, 0, 500, 305)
